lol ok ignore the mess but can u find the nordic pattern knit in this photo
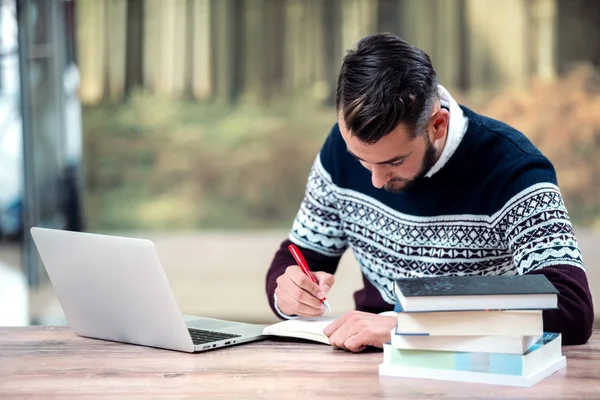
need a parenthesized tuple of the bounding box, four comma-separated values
(266, 100, 594, 345)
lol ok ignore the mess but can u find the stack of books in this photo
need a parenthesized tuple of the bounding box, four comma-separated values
(378, 274, 566, 387)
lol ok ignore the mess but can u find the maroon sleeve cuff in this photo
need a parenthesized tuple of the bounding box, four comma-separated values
(265, 239, 342, 318)
(525, 265, 595, 345)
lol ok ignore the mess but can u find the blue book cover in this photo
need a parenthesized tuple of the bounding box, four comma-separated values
(384, 333, 560, 376)
(393, 291, 403, 312)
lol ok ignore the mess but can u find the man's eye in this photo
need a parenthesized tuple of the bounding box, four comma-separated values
(353, 156, 365, 164)
(389, 160, 404, 167)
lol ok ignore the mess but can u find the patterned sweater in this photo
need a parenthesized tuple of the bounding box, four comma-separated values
(266, 89, 594, 345)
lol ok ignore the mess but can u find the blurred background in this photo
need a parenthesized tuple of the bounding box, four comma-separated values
(0, 0, 598, 327)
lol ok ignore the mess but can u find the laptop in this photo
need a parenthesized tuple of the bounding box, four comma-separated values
(29, 227, 267, 353)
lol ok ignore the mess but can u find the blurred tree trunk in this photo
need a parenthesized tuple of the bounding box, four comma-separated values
(457, 0, 470, 91)
(263, 0, 285, 101)
(397, 0, 464, 90)
(323, 0, 342, 105)
(465, 0, 530, 93)
(399, 0, 436, 56)
(185, 0, 194, 99)
(530, 0, 557, 81)
(77, 0, 107, 104)
(307, 0, 326, 101)
(106, 0, 127, 101)
(557, 0, 600, 73)
(281, 0, 334, 103)
(143, 0, 160, 93)
(212, 0, 238, 104)
(341, 0, 376, 56)
(297, 1, 312, 95)
(189, 0, 212, 100)
(435, 0, 462, 90)
(155, 0, 187, 96)
(125, 0, 144, 96)
(377, 0, 401, 34)
(284, 0, 304, 94)
(242, 0, 266, 103)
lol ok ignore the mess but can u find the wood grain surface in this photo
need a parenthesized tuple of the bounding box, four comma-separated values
(1, 327, 599, 399)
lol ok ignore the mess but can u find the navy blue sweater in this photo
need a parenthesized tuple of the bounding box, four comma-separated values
(266, 105, 594, 345)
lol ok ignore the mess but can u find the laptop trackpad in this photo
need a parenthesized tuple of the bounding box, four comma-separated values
(185, 317, 239, 331)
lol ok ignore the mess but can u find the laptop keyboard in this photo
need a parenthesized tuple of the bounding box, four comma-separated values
(188, 328, 242, 345)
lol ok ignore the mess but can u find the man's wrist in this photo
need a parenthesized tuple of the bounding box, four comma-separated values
(378, 310, 398, 317)
(273, 293, 299, 320)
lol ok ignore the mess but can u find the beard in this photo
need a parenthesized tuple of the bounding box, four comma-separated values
(383, 137, 438, 193)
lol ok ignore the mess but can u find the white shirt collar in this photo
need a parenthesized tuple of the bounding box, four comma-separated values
(425, 85, 469, 178)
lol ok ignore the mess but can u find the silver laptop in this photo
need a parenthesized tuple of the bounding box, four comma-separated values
(30, 227, 266, 353)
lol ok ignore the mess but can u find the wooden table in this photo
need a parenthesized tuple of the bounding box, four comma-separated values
(1, 327, 599, 399)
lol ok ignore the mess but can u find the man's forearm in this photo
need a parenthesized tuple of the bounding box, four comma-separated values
(526, 265, 594, 345)
(265, 239, 341, 318)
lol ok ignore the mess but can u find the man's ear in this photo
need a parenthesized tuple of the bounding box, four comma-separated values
(430, 108, 449, 142)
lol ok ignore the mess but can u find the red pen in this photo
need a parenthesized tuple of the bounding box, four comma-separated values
(288, 243, 332, 312)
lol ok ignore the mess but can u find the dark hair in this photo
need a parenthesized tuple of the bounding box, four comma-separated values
(335, 33, 439, 144)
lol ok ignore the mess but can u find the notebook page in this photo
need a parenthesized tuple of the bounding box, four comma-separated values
(263, 316, 337, 344)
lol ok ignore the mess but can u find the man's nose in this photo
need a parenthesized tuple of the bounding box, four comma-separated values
(371, 166, 389, 189)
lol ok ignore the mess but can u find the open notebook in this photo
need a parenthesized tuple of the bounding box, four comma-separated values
(262, 316, 337, 344)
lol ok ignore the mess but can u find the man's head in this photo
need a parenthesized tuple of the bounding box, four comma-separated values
(336, 33, 449, 193)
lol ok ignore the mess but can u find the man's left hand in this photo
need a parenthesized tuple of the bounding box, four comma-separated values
(323, 310, 397, 352)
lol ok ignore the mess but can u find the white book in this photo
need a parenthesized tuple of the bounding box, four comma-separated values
(395, 310, 543, 336)
(379, 356, 566, 387)
(390, 328, 541, 355)
(384, 333, 562, 376)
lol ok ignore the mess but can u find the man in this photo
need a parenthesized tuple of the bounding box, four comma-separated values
(265, 33, 594, 352)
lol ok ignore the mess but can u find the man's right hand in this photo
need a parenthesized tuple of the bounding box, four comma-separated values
(274, 265, 335, 317)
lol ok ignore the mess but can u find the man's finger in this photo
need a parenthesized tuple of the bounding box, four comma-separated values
(277, 286, 324, 316)
(323, 315, 346, 337)
(328, 322, 356, 351)
(279, 266, 324, 308)
(343, 333, 367, 353)
(288, 266, 326, 300)
(285, 279, 326, 309)
(313, 272, 335, 294)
